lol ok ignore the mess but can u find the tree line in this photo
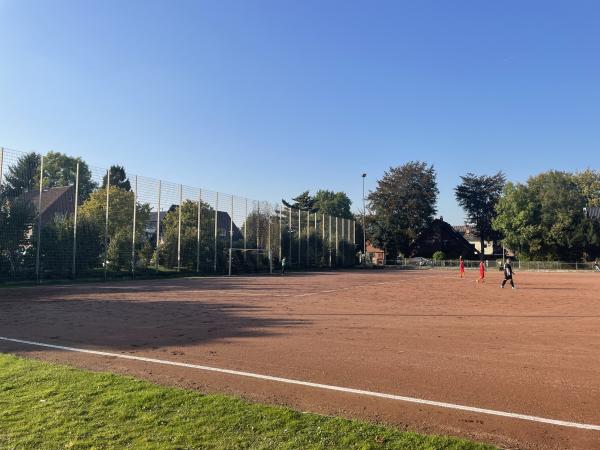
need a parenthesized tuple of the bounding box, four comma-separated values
(363, 162, 600, 262)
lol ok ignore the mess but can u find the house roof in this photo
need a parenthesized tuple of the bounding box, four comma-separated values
(20, 186, 75, 226)
(409, 219, 477, 258)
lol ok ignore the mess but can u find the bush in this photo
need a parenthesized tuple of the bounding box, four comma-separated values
(432, 251, 446, 260)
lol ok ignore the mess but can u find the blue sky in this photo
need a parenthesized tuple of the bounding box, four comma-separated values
(1, 0, 599, 224)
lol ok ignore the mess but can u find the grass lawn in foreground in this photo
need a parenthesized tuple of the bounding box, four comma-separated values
(0, 354, 494, 449)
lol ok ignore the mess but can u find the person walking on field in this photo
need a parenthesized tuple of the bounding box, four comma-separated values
(501, 258, 516, 289)
(281, 257, 287, 275)
(594, 258, 600, 272)
(476, 259, 485, 284)
(459, 256, 465, 278)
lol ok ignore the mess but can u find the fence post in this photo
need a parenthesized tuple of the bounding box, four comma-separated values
(278, 204, 282, 261)
(229, 195, 233, 272)
(335, 217, 339, 267)
(35, 156, 44, 283)
(196, 189, 201, 273)
(72, 162, 80, 278)
(214, 193, 218, 272)
(244, 198, 248, 252)
(314, 212, 317, 265)
(306, 211, 310, 267)
(156, 180, 161, 271)
(329, 215, 332, 267)
(298, 208, 301, 266)
(177, 184, 182, 272)
(322, 213, 325, 266)
(268, 204, 272, 274)
(288, 207, 292, 264)
(256, 202, 261, 270)
(0, 147, 4, 187)
(104, 169, 110, 280)
(131, 175, 137, 278)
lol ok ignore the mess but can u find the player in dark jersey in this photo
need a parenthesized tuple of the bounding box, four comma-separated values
(501, 258, 515, 289)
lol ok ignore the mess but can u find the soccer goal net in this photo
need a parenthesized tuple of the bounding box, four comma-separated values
(227, 248, 273, 276)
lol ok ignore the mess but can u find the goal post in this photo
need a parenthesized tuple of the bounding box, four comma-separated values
(228, 248, 273, 276)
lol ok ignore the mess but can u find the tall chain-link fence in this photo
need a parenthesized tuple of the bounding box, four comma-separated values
(0, 147, 356, 282)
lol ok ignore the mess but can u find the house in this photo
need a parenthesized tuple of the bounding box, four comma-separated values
(20, 186, 75, 227)
(146, 207, 243, 244)
(365, 240, 385, 265)
(409, 219, 477, 259)
(453, 224, 498, 256)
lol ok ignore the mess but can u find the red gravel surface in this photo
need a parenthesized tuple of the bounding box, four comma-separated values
(1, 269, 599, 449)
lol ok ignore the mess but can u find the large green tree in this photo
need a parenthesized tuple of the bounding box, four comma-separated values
(0, 194, 37, 275)
(455, 172, 506, 255)
(313, 190, 352, 219)
(493, 171, 594, 260)
(573, 169, 600, 208)
(43, 152, 97, 201)
(102, 165, 131, 191)
(367, 162, 438, 257)
(79, 186, 150, 270)
(159, 200, 217, 270)
(3, 152, 41, 198)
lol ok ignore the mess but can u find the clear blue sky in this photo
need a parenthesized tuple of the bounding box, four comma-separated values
(1, 0, 598, 224)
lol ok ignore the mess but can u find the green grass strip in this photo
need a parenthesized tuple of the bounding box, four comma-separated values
(0, 354, 495, 449)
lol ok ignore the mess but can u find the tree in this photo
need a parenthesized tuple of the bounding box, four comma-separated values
(493, 171, 592, 260)
(34, 214, 103, 277)
(455, 172, 506, 255)
(0, 194, 37, 275)
(283, 191, 315, 211)
(367, 162, 438, 257)
(102, 165, 131, 191)
(573, 169, 600, 208)
(79, 186, 150, 270)
(43, 151, 97, 201)
(159, 200, 216, 270)
(313, 190, 352, 219)
(3, 152, 41, 198)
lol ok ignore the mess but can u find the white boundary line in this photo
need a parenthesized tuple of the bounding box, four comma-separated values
(1, 336, 598, 432)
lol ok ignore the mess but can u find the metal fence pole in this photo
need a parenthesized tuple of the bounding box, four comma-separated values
(35, 156, 44, 282)
(288, 207, 292, 264)
(131, 175, 137, 278)
(177, 184, 182, 272)
(256, 202, 261, 270)
(328, 215, 332, 268)
(306, 211, 310, 267)
(322, 213, 325, 266)
(341, 218, 345, 266)
(104, 169, 110, 280)
(196, 189, 201, 273)
(278, 204, 282, 261)
(72, 162, 80, 278)
(244, 198, 248, 252)
(314, 212, 317, 265)
(298, 208, 301, 266)
(156, 180, 161, 271)
(214, 192, 218, 272)
(0, 147, 4, 187)
(268, 204, 272, 274)
(229, 195, 233, 274)
(335, 217, 339, 267)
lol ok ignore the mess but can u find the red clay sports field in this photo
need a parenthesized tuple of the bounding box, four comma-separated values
(1, 269, 599, 449)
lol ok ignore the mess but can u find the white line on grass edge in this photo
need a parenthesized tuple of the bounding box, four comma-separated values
(1, 336, 598, 432)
